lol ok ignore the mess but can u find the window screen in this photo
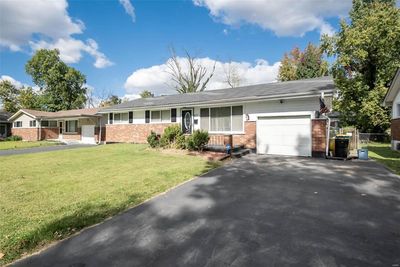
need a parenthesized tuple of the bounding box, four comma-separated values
(232, 106, 243, 131)
(200, 108, 209, 131)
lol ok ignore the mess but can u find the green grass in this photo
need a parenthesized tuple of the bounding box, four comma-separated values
(363, 142, 400, 175)
(0, 144, 220, 264)
(0, 141, 60, 150)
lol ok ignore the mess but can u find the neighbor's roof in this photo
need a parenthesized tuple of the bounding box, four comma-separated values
(8, 108, 101, 121)
(383, 68, 400, 106)
(100, 76, 336, 112)
(0, 110, 12, 122)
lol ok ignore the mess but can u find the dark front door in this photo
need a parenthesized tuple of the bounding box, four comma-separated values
(182, 110, 192, 134)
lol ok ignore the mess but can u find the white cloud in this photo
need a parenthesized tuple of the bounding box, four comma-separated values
(193, 0, 352, 36)
(119, 0, 136, 22)
(30, 38, 113, 68)
(124, 57, 280, 96)
(0, 0, 112, 68)
(0, 75, 24, 88)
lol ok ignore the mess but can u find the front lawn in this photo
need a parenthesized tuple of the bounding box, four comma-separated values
(0, 140, 60, 150)
(363, 142, 400, 175)
(0, 144, 220, 264)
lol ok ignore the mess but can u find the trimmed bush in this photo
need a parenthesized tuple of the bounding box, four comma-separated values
(160, 125, 184, 149)
(176, 134, 187, 149)
(186, 130, 209, 151)
(147, 131, 160, 148)
(5, 135, 22, 141)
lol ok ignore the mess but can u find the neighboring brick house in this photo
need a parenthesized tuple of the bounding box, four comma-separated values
(99, 77, 336, 157)
(8, 108, 107, 144)
(0, 110, 12, 138)
(384, 68, 400, 150)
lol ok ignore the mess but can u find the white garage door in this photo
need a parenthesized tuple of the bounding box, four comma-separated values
(257, 115, 311, 156)
(81, 125, 96, 144)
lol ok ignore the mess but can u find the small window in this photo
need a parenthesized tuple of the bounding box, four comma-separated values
(49, 121, 57, 127)
(41, 120, 49, 127)
(65, 120, 78, 133)
(29, 120, 36, 127)
(151, 110, 161, 122)
(161, 110, 171, 122)
(113, 113, 128, 123)
(14, 121, 22, 128)
(114, 113, 121, 121)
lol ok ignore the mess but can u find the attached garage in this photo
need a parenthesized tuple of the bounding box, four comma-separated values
(256, 115, 312, 156)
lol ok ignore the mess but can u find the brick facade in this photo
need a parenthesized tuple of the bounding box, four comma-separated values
(12, 128, 39, 141)
(105, 123, 177, 143)
(391, 118, 400, 141)
(41, 128, 59, 140)
(208, 121, 256, 149)
(311, 119, 327, 158)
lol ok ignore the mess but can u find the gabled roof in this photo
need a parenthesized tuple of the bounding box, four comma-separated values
(100, 76, 336, 112)
(384, 68, 400, 106)
(0, 110, 12, 123)
(8, 108, 101, 121)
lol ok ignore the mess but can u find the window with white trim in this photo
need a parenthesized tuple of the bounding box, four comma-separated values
(200, 106, 243, 132)
(113, 113, 129, 124)
(41, 120, 57, 127)
(65, 120, 78, 133)
(151, 110, 170, 123)
(29, 120, 36, 127)
(13, 121, 22, 128)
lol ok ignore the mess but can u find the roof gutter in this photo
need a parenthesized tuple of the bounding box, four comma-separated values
(99, 91, 334, 113)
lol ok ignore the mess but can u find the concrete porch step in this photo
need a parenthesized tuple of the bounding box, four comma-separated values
(231, 148, 251, 158)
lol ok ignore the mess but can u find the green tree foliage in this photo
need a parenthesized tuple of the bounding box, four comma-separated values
(321, 0, 400, 132)
(140, 90, 154, 98)
(25, 49, 87, 111)
(99, 95, 122, 107)
(278, 44, 328, 82)
(0, 81, 42, 113)
(0, 81, 19, 113)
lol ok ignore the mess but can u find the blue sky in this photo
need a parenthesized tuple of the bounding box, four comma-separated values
(0, 0, 353, 101)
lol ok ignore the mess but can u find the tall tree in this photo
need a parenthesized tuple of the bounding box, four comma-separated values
(278, 44, 328, 82)
(321, 0, 400, 132)
(0, 80, 19, 113)
(25, 49, 87, 111)
(99, 95, 122, 107)
(0, 81, 42, 112)
(140, 90, 154, 98)
(167, 48, 216, 93)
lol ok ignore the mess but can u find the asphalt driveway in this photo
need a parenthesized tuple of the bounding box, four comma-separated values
(0, 144, 95, 156)
(12, 155, 400, 267)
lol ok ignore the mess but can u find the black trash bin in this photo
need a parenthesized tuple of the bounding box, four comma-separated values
(335, 137, 350, 158)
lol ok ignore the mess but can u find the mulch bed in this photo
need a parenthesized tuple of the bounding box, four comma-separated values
(159, 148, 229, 161)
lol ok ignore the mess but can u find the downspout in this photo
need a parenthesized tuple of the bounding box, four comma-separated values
(320, 92, 331, 157)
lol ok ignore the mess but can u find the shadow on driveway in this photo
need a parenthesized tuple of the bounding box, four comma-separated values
(12, 155, 400, 267)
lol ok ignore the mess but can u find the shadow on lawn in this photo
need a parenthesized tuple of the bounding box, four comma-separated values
(12, 156, 400, 267)
(3, 160, 220, 265)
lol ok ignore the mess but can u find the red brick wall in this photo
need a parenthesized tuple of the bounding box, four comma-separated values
(208, 121, 256, 149)
(11, 128, 39, 141)
(312, 119, 327, 157)
(105, 123, 177, 143)
(391, 118, 400, 141)
(41, 128, 59, 140)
